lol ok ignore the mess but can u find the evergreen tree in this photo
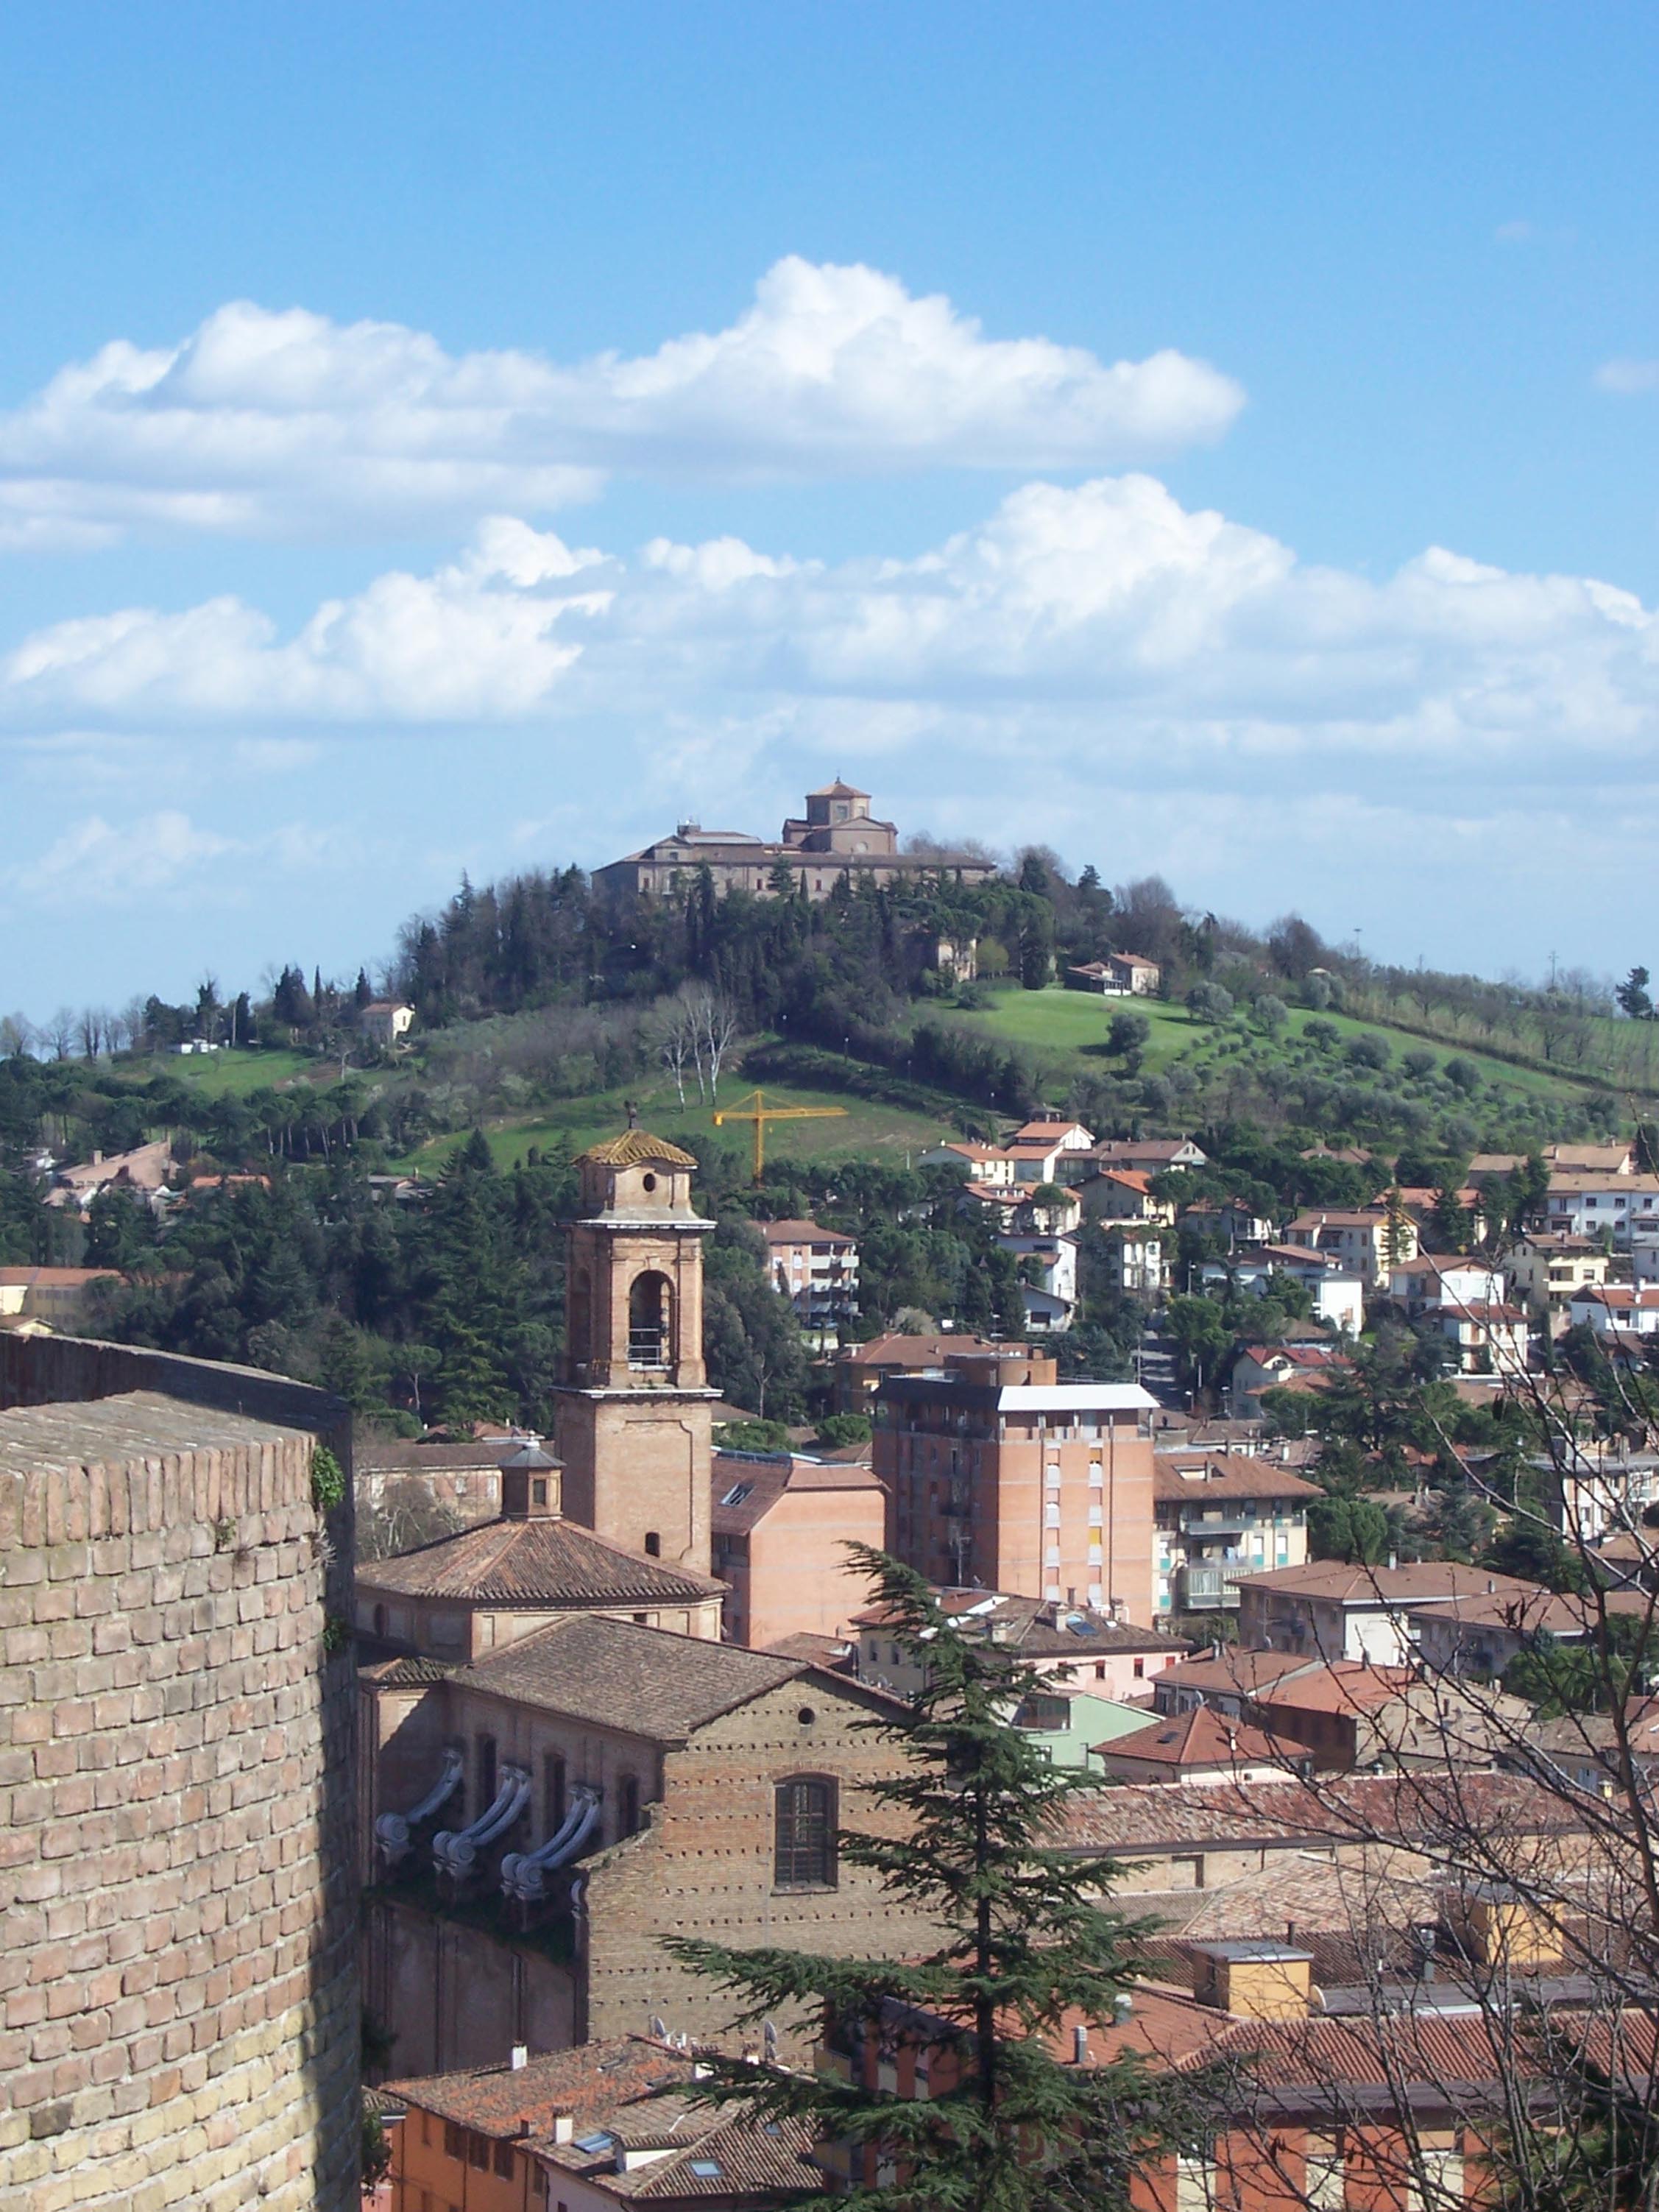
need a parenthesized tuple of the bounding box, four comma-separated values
(670, 1552, 1228, 2212)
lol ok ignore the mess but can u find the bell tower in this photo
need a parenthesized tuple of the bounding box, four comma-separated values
(553, 1128, 716, 1575)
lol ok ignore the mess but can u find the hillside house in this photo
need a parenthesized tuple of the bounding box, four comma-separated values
(1064, 953, 1161, 995)
(1065, 1136, 1209, 1179)
(1506, 1231, 1610, 1329)
(1285, 1206, 1416, 1287)
(1566, 1283, 1659, 1338)
(1076, 1167, 1177, 1227)
(1228, 1341, 1353, 1419)
(1540, 1172, 1659, 1246)
(360, 999, 416, 1045)
(1199, 1248, 1364, 1337)
(759, 1218, 859, 1332)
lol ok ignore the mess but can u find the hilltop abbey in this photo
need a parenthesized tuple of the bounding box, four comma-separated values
(593, 778, 997, 902)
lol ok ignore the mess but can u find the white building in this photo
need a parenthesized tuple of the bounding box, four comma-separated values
(360, 1000, 416, 1046)
(1540, 1173, 1659, 1248)
(1566, 1284, 1659, 1338)
(1386, 1253, 1506, 1315)
(999, 1232, 1079, 1332)
(1200, 1249, 1364, 1337)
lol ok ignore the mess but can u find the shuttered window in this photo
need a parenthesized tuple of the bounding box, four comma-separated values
(774, 1775, 837, 1889)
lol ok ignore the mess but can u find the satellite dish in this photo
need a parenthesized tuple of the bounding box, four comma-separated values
(651, 2016, 669, 2040)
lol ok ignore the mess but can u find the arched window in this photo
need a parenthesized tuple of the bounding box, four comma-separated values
(774, 1775, 837, 1890)
(628, 1272, 672, 1369)
(643, 1531, 661, 1558)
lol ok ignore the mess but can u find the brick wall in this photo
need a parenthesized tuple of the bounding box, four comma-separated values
(0, 1338, 358, 2211)
(582, 1675, 933, 2059)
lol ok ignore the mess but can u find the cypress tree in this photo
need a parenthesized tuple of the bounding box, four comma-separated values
(668, 1551, 1230, 2212)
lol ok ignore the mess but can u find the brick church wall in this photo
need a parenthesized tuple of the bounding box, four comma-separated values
(0, 1338, 358, 2211)
(581, 1676, 934, 2059)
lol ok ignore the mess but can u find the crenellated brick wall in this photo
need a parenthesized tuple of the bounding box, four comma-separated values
(0, 1346, 358, 2211)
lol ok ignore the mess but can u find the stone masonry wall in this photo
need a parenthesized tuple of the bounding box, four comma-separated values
(0, 1374, 358, 2211)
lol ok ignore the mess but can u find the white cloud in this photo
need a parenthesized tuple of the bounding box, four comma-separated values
(0, 261, 1244, 546)
(10, 809, 237, 902)
(4, 477, 1652, 782)
(4, 804, 350, 908)
(1596, 358, 1659, 395)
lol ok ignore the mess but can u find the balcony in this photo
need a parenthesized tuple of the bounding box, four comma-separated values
(1176, 1563, 1244, 1608)
(1175, 1510, 1258, 1538)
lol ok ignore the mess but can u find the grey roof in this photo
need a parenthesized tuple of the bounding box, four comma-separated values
(454, 1613, 811, 1742)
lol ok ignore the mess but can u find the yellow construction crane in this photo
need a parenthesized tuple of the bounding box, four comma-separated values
(713, 1088, 848, 1183)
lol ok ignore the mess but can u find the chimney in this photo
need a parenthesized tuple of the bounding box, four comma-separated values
(1192, 1942, 1313, 2022)
(552, 2112, 576, 2144)
(1111, 1992, 1133, 2025)
(1387, 1551, 1398, 1572)
(511, 2043, 528, 2071)
(1072, 2024, 1090, 2065)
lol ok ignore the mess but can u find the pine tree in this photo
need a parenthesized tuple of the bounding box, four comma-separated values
(669, 1552, 1228, 2212)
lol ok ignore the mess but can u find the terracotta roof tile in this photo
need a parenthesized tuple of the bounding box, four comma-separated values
(580, 1130, 698, 1168)
(453, 1613, 810, 1741)
(356, 1516, 725, 1608)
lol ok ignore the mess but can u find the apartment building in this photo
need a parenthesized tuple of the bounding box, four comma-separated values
(874, 1349, 1159, 1617)
(759, 1217, 860, 1332)
(1152, 1452, 1320, 1618)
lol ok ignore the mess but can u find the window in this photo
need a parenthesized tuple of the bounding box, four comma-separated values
(470, 2131, 490, 2170)
(531, 1479, 548, 1506)
(477, 1734, 498, 1810)
(775, 1775, 838, 1889)
(629, 1272, 672, 1368)
(620, 1775, 641, 1837)
(495, 2141, 515, 2177)
(444, 2119, 465, 2160)
(545, 1753, 566, 1836)
(1133, 1657, 1145, 1679)
(644, 1531, 661, 1557)
(372, 1603, 388, 1639)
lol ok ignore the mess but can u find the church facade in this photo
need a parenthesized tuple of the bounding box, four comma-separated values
(593, 780, 997, 902)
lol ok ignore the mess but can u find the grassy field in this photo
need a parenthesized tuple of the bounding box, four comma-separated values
(935, 986, 1588, 1108)
(115, 1047, 320, 1096)
(394, 1070, 955, 1177)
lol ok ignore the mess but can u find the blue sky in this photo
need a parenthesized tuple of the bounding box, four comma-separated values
(4, 3, 1658, 1018)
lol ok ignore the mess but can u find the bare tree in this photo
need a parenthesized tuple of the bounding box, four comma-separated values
(693, 989, 740, 1103)
(0, 1014, 34, 1059)
(658, 997, 698, 1108)
(44, 1008, 76, 1061)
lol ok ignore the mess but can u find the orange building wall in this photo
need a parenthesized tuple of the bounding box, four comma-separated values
(738, 1483, 887, 1649)
(389, 2102, 542, 2212)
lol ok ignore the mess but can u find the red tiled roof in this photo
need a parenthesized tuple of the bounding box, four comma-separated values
(1097, 1704, 1298, 1772)
(1153, 1456, 1322, 1504)
(356, 1516, 724, 1606)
